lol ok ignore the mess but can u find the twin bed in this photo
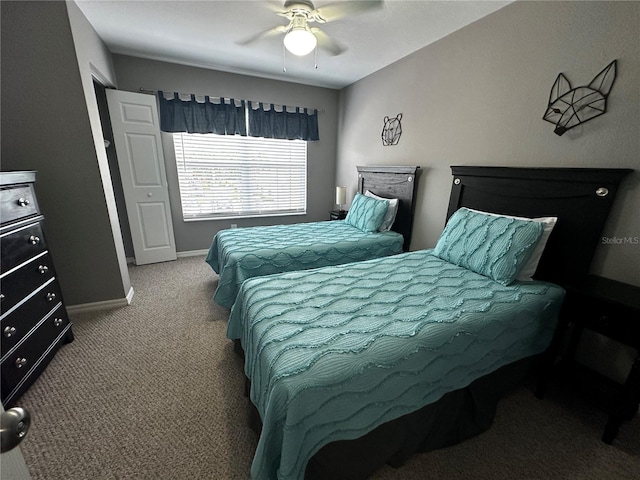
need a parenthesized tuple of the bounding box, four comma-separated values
(206, 165, 419, 308)
(214, 165, 631, 480)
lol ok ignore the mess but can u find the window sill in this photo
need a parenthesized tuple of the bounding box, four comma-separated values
(183, 211, 307, 222)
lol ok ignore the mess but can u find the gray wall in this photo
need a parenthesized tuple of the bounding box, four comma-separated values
(336, 0, 639, 288)
(335, 0, 639, 382)
(112, 55, 340, 253)
(65, 0, 131, 301)
(2, 0, 636, 319)
(1, 0, 129, 305)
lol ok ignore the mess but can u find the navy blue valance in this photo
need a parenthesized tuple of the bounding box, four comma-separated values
(158, 91, 247, 136)
(156, 91, 319, 141)
(248, 102, 319, 141)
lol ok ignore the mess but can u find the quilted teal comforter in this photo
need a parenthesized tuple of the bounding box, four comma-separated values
(206, 220, 403, 308)
(228, 249, 565, 480)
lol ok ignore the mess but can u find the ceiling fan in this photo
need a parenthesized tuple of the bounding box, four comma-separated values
(240, 0, 383, 57)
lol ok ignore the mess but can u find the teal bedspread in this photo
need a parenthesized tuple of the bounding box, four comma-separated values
(206, 220, 403, 308)
(228, 249, 565, 480)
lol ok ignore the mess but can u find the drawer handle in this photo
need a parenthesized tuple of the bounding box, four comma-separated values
(17, 197, 30, 207)
(38, 265, 49, 274)
(0, 293, 4, 302)
(3, 326, 16, 338)
(15, 358, 27, 369)
(46, 292, 56, 302)
(28, 235, 40, 245)
(53, 318, 63, 327)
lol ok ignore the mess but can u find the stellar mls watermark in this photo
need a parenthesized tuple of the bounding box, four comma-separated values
(601, 236, 639, 245)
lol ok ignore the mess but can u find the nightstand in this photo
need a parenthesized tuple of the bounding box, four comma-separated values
(329, 210, 347, 220)
(536, 275, 640, 444)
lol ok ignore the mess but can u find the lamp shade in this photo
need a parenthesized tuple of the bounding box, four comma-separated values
(335, 186, 346, 206)
(283, 27, 317, 56)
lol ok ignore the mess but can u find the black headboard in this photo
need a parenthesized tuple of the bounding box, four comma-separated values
(357, 165, 420, 251)
(447, 166, 632, 284)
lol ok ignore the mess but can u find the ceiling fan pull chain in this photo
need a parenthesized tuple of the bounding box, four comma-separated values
(314, 45, 318, 69)
(283, 43, 287, 72)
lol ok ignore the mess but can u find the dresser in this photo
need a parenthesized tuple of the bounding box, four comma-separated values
(1, 171, 73, 407)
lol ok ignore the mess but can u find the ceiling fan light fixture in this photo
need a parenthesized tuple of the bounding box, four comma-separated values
(283, 27, 317, 56)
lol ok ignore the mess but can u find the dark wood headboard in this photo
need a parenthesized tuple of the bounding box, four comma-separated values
(357, 165, 420, 251)
(447, 166, 632, 285)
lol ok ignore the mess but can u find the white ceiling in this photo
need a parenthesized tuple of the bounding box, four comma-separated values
(75, 0, 511, 89)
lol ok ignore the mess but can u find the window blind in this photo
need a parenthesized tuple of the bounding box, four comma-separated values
(173, 133, 307, 221)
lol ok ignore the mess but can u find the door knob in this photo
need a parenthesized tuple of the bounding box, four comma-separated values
(1, 407, 31, 452)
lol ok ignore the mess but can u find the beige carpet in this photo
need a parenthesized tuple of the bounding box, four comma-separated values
(16, 256, 640, 479)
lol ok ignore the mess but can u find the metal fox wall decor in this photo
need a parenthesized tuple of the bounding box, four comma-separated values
(543, 60, 617, 136)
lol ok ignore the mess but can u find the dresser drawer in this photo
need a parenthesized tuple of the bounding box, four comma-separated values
(1, 252, 55, 315)
(1, 310, 71, 402)
(0, 184, 39, 226)
(1, 279, 65, 356)
(1, 221, 47, 272)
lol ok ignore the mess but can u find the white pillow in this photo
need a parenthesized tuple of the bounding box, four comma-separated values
(467, 208, 557, 281)
(364, 190, 399, 232)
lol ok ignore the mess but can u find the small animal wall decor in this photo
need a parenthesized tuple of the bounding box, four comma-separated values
(543, 60, 617, 136)
(382, 113, 403, 146)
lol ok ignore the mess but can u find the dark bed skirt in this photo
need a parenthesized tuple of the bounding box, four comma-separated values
(235, 340, 538, 480)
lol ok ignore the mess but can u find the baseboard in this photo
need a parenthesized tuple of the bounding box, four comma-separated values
(126, 250, 206, 264)
(177, 249, 209, 258)
(66, 286, 135, 314)
(126, 286, 135, 304)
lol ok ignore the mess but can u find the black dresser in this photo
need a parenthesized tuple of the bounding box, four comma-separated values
(1, 171, 74, 407)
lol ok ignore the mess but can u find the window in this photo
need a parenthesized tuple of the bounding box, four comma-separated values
(173, 133, 307, 221)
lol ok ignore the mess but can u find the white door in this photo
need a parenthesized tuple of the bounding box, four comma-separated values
(106, 90, 177, 265)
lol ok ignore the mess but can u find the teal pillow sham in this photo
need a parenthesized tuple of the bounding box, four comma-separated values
(345, 193, 389, 233)
(433, 207, 544, 285)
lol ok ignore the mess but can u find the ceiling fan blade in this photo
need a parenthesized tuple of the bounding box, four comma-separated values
(311, 28, 345, 56)
(265, 1, 287, 14)
(311, 0, 383, 23)
(238, 26, 287, 46)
